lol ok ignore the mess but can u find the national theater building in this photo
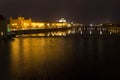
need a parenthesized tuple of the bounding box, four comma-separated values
(10, 17, 72, 30)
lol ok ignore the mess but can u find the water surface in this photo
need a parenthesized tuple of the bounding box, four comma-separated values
(0, 36, 120, 79)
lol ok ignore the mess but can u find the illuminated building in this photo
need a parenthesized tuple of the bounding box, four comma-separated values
(10, 17, 72, 31)
(10, 17, 32, 30)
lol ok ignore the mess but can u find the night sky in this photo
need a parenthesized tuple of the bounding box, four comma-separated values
(0, 0, 120, 23)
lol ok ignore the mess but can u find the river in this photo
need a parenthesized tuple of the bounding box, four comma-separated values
(0, 36, 120, 79)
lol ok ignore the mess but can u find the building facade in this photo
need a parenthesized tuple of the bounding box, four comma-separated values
(10, 17, 71, 31)
(10, 17, 32, 30)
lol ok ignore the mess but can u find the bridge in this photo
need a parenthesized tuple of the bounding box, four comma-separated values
(10, 25, 120, 37)
(10, 27, 73, 34)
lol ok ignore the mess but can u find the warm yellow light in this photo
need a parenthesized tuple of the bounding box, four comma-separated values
(38, 23, 45, 27)
(31, 22, 45, 28)
(10, 17, 74, 30)
(12, 23, 17, 26)
(24, 23, 29, 26)
(47, 23, 50, 26)
(67, 24, 71, 27)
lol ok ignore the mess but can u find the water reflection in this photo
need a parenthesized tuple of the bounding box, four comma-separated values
(10, 38, 75, 79)
(0, 34, 120, 79)
(97, 39, 104, 64)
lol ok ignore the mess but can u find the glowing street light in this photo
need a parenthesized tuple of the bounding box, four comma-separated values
(100, 31, 102, 35)
(90, 30, 92, 35)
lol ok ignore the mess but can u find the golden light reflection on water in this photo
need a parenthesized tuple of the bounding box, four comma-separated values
(2, 35, 119, 79)
(10, 38, 72, 78)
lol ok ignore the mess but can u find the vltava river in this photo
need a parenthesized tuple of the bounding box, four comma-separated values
(0, 36, 120, 79)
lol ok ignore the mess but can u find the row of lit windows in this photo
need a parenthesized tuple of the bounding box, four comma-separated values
(11, 22, 71, 29)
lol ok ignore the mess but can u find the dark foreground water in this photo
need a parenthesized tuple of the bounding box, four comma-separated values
(0, 36, 120, 80)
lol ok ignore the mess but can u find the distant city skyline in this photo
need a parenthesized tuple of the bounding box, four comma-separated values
(0, 0, 120, 23)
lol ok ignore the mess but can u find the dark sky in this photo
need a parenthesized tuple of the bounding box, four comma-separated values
(0, 0, 120, 23)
